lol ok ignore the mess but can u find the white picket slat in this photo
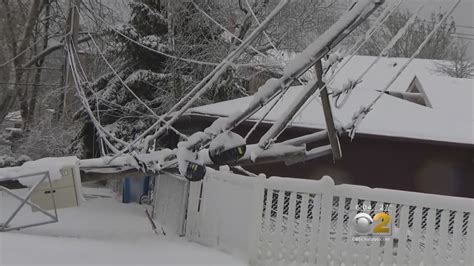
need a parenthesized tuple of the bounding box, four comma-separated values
(333, 196, 346, 264)
(450, 211, 463, 265)
(271, 190, 285, 263)
(437, 209, 449, 264)
(408, 206, 422, 264)
(382, 203, 396, 265)
(262, 189, 274, 261)
(395, 205, 409, 265)
(422, 208, 436, 265)
(295, 193, 309, 264)
(368, 202, 384, 266)
(307, 194, 322, 264)
(283, 192, 297, 262)
(467, 213, 473, 265)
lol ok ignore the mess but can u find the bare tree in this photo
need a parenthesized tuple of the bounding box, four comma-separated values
(0, 0, 45, 123)
(0, 0, 94, 125)
(435, 40, 474, 79)
(360, 8, 457, 60)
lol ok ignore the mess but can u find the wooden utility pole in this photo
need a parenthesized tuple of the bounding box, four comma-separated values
(58, 0, 80, 120)
(315, 60, 342, 160)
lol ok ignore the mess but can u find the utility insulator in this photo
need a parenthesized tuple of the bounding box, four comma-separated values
(208, 132, 246, 165)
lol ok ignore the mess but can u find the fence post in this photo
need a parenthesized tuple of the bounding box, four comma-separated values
(316, 176, 335, 265)
(248, 174, 266, 265)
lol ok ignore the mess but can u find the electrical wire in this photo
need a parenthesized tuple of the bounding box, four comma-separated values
(86, 32, 188, 140)
(66, 38, 127, 152)
(284, 0, 404, 132)
(0, 38, 44, 68)
(81, 6, 279, 68)
(107, 0, 291, 164)
(346, 0, 461, 138)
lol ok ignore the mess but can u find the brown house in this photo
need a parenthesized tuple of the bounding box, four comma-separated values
(176, 56, 474, 198)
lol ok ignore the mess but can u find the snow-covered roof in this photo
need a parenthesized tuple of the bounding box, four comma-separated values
(188, 56, 474, 146)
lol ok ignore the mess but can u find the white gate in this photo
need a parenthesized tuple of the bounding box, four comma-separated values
(153, 171, 189, 236)
(186, 168, 257, 257)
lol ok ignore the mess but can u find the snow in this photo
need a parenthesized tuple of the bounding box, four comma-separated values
(249, 78, 281, 107)
(188, 56, 474, 146)
(204, 117, 229, 136)
(0, 157, 79, 186)
(0, 187, 246, 265)
(4, 111, 21, 122)
(177, 142, 201, 177)
(4, 128, 22, 133)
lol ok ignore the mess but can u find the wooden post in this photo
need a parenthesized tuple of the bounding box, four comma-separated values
(315, 60, 342, 160)
(60, 0, 80, 120)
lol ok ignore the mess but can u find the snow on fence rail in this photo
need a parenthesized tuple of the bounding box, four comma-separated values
(184, 170, 473, 265)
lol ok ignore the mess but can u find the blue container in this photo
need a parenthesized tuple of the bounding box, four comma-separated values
(122, 176, 150, 204)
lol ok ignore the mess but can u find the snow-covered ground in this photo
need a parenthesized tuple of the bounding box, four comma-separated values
(0, 187, 247, 265)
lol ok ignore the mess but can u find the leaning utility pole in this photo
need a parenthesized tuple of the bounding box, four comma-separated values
(315, 60, 342, 160)
(58, 0, 80, 120)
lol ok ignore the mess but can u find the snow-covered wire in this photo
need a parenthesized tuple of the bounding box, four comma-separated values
(287, 0, 408, 128)
(332, 3, 424, 108)
(245, 0, 278, 52)
(190, 0, 267, 58)
(68, 37, 108, 156)
(352, 0, 461, 129)
(330, 0, 404, 108)
(86, 32, 188, 141)
(66, 39, 127, 152)
(224, 0, 383, 148)
(67, 43, 127, 151)
(346, 0, 461, 137)
(244, 88, 287, 141)
(81, 6, 278, 68)
(107, 0, 290, 164)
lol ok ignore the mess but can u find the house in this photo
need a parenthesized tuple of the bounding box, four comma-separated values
(176, 55, 474, 198)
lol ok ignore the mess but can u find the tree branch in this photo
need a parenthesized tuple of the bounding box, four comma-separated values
(22, 35, 93, 68)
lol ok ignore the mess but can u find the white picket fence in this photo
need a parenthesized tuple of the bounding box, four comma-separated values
(180, 170, 474, 265)
(249, 176, 474, 266)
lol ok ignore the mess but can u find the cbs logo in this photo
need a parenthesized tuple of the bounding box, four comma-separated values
(351, 212, 391, 235)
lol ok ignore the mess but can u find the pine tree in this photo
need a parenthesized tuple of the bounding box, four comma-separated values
(71, 0, 229, 158)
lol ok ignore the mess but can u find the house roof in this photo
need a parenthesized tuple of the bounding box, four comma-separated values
(188, 56, 474, 146)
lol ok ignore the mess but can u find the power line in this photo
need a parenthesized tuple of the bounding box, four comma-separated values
(86, 32, 189, 141)
(453, 36, 474, 41)
(80, 6, 279, 68)
(0, 39, 43, 68)
(346, 0, 462, 138)
(0, 82, 60, 87)
(287, 0, 404, 129)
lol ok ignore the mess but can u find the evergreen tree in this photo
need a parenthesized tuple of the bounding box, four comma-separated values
(72, 0, 231, 158)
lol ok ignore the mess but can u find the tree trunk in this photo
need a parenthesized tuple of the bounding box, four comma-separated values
(0, 0, 43, 122)
(26, 2, 51, 128)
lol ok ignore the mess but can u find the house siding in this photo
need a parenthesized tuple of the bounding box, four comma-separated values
(177, 115, 474, 198)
